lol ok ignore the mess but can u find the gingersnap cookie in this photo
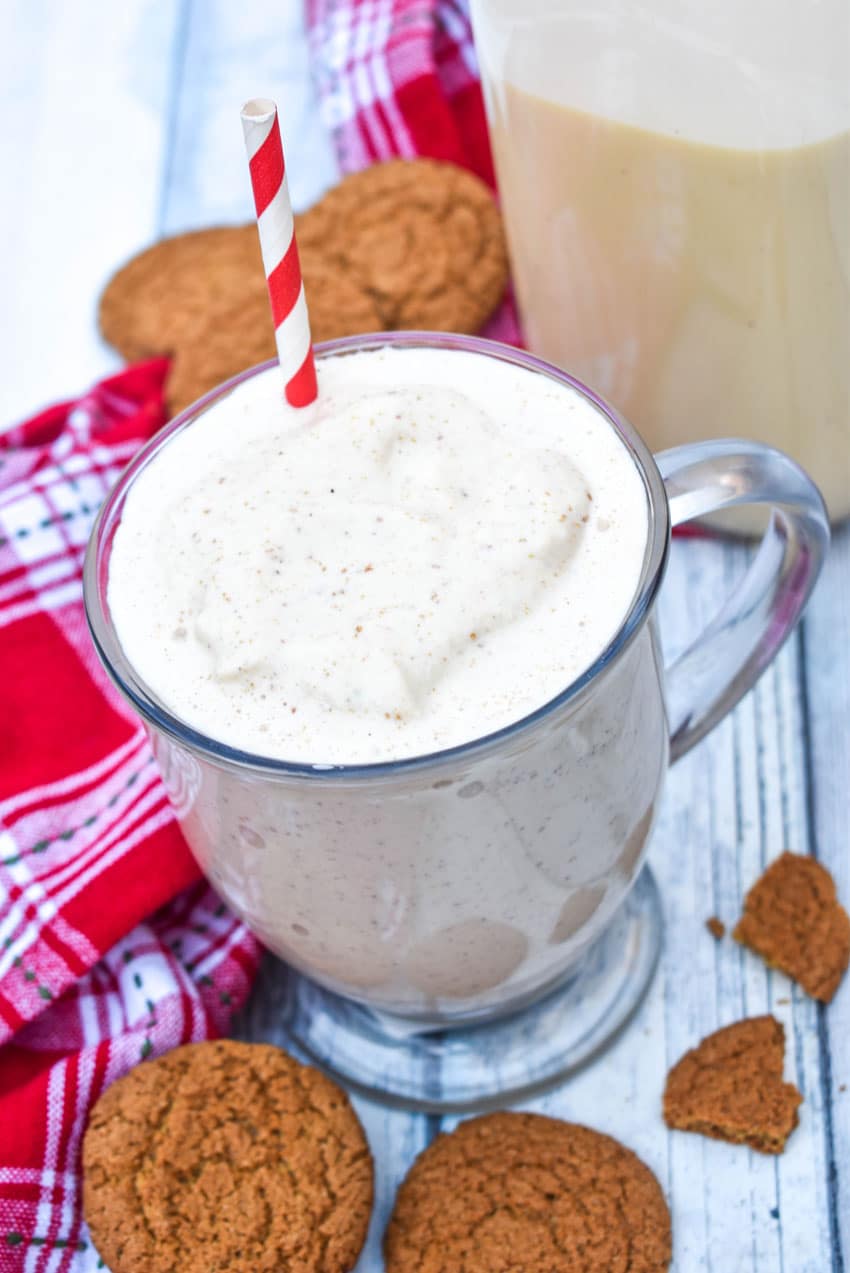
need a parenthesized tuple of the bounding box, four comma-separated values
(82, 1039, 373, 1273)
(296, 159, 508, 335)
(99, 225, 276, 416)
(163, 283, 278, 419)
(663, 1015, 802, 1154)
(98, 160, 507, 417)
(384, 1111, 671, 1272)
(100, 224, 269, 364)
(733, 851, 850, 1002)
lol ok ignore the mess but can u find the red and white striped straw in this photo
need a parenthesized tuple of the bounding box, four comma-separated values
(241, 98, 318, 407)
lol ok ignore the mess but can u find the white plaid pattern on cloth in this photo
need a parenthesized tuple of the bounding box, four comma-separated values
(307, 0, 483, 170)
(306, 0, 521, 345)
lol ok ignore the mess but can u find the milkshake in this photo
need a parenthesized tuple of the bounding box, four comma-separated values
(106, 344, 667, 1020)
(109, 347, 647, 762)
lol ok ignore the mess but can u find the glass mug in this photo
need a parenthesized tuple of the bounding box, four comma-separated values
(84, 333, 828, 1109)
(470, 0, 850, 528)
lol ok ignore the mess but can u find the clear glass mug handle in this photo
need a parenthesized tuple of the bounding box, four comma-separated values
(656, 439, 830, 762)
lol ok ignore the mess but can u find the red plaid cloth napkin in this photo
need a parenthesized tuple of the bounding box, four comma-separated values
(307, 0, 522, 346)
(0, 363, 261, 1269)
(0, 3, 509, 1268)
(307, 0, 493, 181)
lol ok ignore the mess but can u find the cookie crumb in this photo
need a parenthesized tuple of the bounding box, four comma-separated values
(706, 916, 725, 940)
(733, 852, 850, 1002)
(663, 1015, 802, 1155)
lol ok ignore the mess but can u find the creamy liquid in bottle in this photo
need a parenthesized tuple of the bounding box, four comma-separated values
(473, 0, 850, 523)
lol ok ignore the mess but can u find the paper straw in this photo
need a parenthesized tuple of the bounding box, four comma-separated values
(241, 98, 317, 407)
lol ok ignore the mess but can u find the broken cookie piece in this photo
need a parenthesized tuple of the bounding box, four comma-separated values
(734, 852, 850, 1003)
(663, 1015, 802, 1155)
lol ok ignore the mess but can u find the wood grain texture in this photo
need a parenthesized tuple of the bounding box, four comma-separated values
(800, 530, 850, 1265)
(157, 0, 339, 234)
(0, 0, 181, 424)
(2, 3, 846, 1270)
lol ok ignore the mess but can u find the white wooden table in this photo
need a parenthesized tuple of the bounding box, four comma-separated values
(2, 4, 847, 1270)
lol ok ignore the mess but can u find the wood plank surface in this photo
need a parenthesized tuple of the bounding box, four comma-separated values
(2, 3, 846, 1270)
(801, 529, 850, 1265)
(157, 0, 339, 234)
(0, 0, 182, 423)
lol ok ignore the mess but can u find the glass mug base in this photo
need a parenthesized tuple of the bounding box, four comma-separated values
(236, 867, 662, 1113)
